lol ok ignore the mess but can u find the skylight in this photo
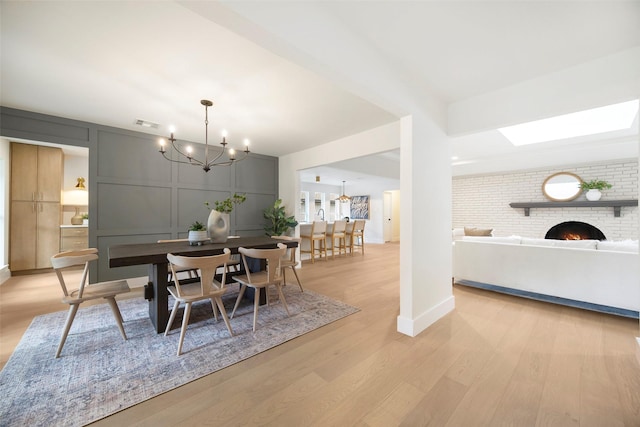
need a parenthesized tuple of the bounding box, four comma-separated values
(498, 100, 639, 146)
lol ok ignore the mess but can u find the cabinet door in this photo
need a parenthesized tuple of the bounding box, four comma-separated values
(10, 201, 37, 270)
(10, 143, 38, 201)
(36, 202, 61, 269)
(37, 146, 63, 202)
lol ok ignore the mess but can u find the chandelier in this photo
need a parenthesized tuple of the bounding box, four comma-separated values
(338, 180, 351, 203)
(158, 99, 250, 172)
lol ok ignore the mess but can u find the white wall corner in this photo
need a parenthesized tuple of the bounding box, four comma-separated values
(396, 295, 455, 337)
(0, 265, 11, 285)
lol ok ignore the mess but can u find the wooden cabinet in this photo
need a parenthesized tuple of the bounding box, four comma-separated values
(60, 226, 88, 252)
(10, 143, 63, 271)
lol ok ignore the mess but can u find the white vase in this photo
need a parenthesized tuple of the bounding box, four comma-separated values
(188, 230, 209, 245)
(586, 189, 602, 201)
(208, 210, 230, 243)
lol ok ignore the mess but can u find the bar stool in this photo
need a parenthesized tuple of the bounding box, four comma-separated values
(326, 220, 347, 259)
(300, 220, 327, 263)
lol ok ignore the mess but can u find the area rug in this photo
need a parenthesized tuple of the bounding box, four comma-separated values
(0, 285, 359, 426)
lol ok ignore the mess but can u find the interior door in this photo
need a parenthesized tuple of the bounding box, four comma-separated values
(10, 201, 37, 270)
(383, 191, 392, 242)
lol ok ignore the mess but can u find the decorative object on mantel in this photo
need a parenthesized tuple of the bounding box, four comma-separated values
(263, 199, 298, 236)
(542, 172, 582, 202)
(187, 221, 209, 246)
(509, 199, 637, 217)
(337, 180, 351, 203)
(205, 193, 247, 243)
(81, 213, 88, 226)
(580, 179, 612, 201)
(158, 99, 250, 172)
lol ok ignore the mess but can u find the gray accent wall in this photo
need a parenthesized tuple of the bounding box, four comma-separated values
(1, 107, 278, 282)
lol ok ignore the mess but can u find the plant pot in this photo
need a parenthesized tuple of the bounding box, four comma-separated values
(188, 230, 208, 245)
(586, 189, 602, 201)
(207, 210, 230, 243)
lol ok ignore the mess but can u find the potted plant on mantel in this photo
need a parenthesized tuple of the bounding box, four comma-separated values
(581, 179, 612, 201)
(263, 199, 298, 236)
(187, 221, 208, 246)
(204, 193, 247, 243)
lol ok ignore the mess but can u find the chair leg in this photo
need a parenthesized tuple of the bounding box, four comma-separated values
(253, 288, 260, 332)
(105, 297, 127, 340)
(231, 284, 247, 319)
(310, 240, 316, 264)
(291, 267, 303, 292)
(213, 297, 233, 336)
(165, 300, 180, 336)
(177, 302, 192, 356)
(211, 299, 219, 321)
(276, 284, 290, 316)
(56, 304, 79, 358)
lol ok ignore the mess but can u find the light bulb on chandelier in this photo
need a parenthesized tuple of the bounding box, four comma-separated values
(158, 99, 250, 172)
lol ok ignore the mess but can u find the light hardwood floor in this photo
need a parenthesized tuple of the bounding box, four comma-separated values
(2, 243, 639, 426)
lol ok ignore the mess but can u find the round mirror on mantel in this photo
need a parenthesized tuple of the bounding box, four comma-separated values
(542, 172, 583, 202)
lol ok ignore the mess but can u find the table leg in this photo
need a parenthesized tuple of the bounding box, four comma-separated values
(148, 262, 169, 333)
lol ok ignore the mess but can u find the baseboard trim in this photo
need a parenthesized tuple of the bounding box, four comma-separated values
(0, 266, 11, 285)
(397, 295, 455, 337)
(456, 279, 639, 319)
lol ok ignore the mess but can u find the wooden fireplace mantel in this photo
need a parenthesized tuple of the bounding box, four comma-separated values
(509, 200, 638, 217)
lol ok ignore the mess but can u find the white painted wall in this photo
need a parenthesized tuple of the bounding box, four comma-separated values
(0, 137, 10, 283)
(453, 159, 638, 240)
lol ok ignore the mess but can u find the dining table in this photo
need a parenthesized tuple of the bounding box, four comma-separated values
(108, 236, 298, 333)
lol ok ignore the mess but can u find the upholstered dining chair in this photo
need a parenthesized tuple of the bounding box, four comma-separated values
(300, 220, 327, 263)
(165, 249, 233, 356)
(271, 236, 303, 292)
(50, 248, 131, 358)
(326, 219, 347, 259)
(230, 244, 289, 332)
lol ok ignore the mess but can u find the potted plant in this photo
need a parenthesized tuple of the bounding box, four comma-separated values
(81, 213, 89, 226)
(263, 199, 298, 236)
(187, 221, 208, 245)
(204, 193, 247, 243)
(581, 179, 612, 201)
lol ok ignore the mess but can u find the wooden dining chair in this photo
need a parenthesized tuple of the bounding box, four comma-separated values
(326, 220, 347, 259)
(300, 220, 327, 263)
(271, 236, 303, 292)
(158, 238, 240, 278)
(50, 248, 130, 358)
(165, 249, 233, 356)
(230, 244, 289, 332)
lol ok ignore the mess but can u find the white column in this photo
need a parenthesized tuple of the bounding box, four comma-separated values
(397, 114, 454, 336)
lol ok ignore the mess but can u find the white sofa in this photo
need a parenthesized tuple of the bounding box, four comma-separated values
(453, 236, 640, 317)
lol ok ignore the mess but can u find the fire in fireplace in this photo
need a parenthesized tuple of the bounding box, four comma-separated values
(545, 221, 606, 240)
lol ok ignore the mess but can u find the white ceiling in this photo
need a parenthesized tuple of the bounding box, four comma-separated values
(1, 1, 639, 187)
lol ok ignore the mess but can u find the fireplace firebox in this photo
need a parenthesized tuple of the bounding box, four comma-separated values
(545, 221, 606, 240)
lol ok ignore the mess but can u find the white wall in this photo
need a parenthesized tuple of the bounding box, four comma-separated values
(0, 137, 10, 283)
(453, 159, 638, 240)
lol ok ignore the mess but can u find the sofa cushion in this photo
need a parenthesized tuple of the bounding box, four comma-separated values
(462, 236, 522, 244)
(464, 227, 493, 236)
(521, 237, 598, 249)
(452, 228, 465, 241)
(597, 240, 639, 253)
